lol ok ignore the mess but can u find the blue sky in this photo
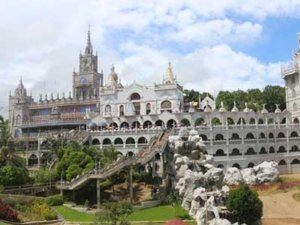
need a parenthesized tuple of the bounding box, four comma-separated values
(1, 0, 300, 116)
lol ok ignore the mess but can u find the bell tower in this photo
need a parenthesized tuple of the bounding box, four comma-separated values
(73, 29, 103, 98)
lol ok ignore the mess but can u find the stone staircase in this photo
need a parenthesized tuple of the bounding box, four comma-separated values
(56, 130, 171, 190)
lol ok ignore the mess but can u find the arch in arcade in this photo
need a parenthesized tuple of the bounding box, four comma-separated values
(126, 137, 135, 145)
(132, 121, 141, 129)
(194, 118, 205, 126)
(155, 120, 164, 127)
(143, 120, 153, 129)
(291, 159, 300, 173)
(138, 137, 148, 145)
(180, 118, 191, 127)
(120, 122, 129, 129)
(92, 138, 100, 145)
(103, 138, 112, 145)
(114, 138, 123, 145)
(167, 119, 177, 128)
(28, 154, 38, 167)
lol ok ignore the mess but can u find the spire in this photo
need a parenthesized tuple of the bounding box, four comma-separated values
(165, 62, 175, 84)
(85, 26, 93, 55)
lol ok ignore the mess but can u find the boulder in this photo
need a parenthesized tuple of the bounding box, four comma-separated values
(224, 167, 243, 185)
(254, 161, 279, 184)
(241, 168, 257, 184)
(209, 219, 232, 225)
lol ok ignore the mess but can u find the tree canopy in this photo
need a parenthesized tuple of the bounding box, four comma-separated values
(226, 184, 263, 225)
(216, 85, 285, 112)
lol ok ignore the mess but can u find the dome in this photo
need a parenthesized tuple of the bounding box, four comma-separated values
(231, 101, 239, 112)
(219, 101, 226, 112)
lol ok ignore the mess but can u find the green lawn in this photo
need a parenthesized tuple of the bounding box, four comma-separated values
(54, 205, 96, 222)
(128, 204, 191, 221)
(0, 221, 8, 225)
(55, 204, 191, 222)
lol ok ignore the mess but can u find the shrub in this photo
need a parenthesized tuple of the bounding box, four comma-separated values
(46, 195, 64, 206)
(226, 184, 263, 225)
(30, 200, 57, 220)
(0, 198, 19, 222)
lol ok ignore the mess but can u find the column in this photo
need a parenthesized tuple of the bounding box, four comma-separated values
(129, 164, 133, 204)
(97, 179, 101, 209)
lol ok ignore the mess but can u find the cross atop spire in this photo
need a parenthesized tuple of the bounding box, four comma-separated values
(85, 26, 93, 55)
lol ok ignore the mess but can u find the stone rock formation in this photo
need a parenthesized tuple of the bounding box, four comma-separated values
(169, 127, 279, 225)
(224, 161, 279, 185)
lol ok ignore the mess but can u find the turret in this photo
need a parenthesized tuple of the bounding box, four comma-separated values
(164, 62, 175, 84)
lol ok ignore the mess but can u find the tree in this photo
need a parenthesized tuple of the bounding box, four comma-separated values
(226, 184, 263, 225)
(166, 192, 181, 218)
(55, 142, 96, 181)
(97, 201, 133, 225)
(262, 85, 285, 112)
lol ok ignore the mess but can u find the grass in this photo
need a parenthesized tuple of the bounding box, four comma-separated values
(0, 222, 8, 225)
(55, 204, 191, 223)
(54, 205, 96, 222)
(128, 204, 191, 221)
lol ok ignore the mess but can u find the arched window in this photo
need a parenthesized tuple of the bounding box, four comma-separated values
(259, 132, 266, 139)
(105, 105, 111, 115)
(92, 139, 100, 145)
(247, 162, 255, 168)
(109, 122, 118, 128)
(217, 164, 224, 168)
(278, 132, 285, 138)
(28, 154, 38, 167)
(126, 137, 135, 145)
(181, 119, 191, 127)
(232, 163, 241, 169)
(268, 118, 274, 124)
(227, 117, 234, 125)
(120, 122, 129, 129)
(103, 138, 112, 145)
(143, 120, 153, 129)
(245, 148, 256, 155)
(130, 93, 141, 100)
(146, 103, 151, 115)
(114, 138, 123, 145)
(269, 146, 275, 153)
(155, 120, 164, 127)
(278, 146, 286, 153)
(155, 153, 161, 160)
(167, 119, 177, 128)
(249, 118, 256, 124)
(230, 148, 241, 156)
(195, 118, 205, 126)
(161, 100, 172, 113)
(237, 118, 246, 125)
(16, 115, 21, 125)
(231, 133, 240, 140)
(279, 160, 287, 165)
(214, 149, 226, 156)
(259, 147, 267, 154)
(291, 159, 300, 164)
(119, 105, 124, 116)
(132, 121, 141, 129)
(291, 145, 299, 152)
(258, 118, 264, 124)
(211, 117, 221, 125)
(269, 133, 274, 139)
(138, 137, 147, 144)
(293, 118, 300, 124)
(200, 134, 208, 141)
(246, 133, 255, 139)
(291, 131, 298, 138)
(215, 134, 224, 141)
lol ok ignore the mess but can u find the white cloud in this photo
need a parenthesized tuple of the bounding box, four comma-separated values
(0, 0, 299, 117)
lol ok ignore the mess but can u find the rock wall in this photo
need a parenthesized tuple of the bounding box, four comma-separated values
(169, 128, 279, 225)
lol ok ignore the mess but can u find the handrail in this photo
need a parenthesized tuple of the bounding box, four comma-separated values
(56, 130, 170, 190)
